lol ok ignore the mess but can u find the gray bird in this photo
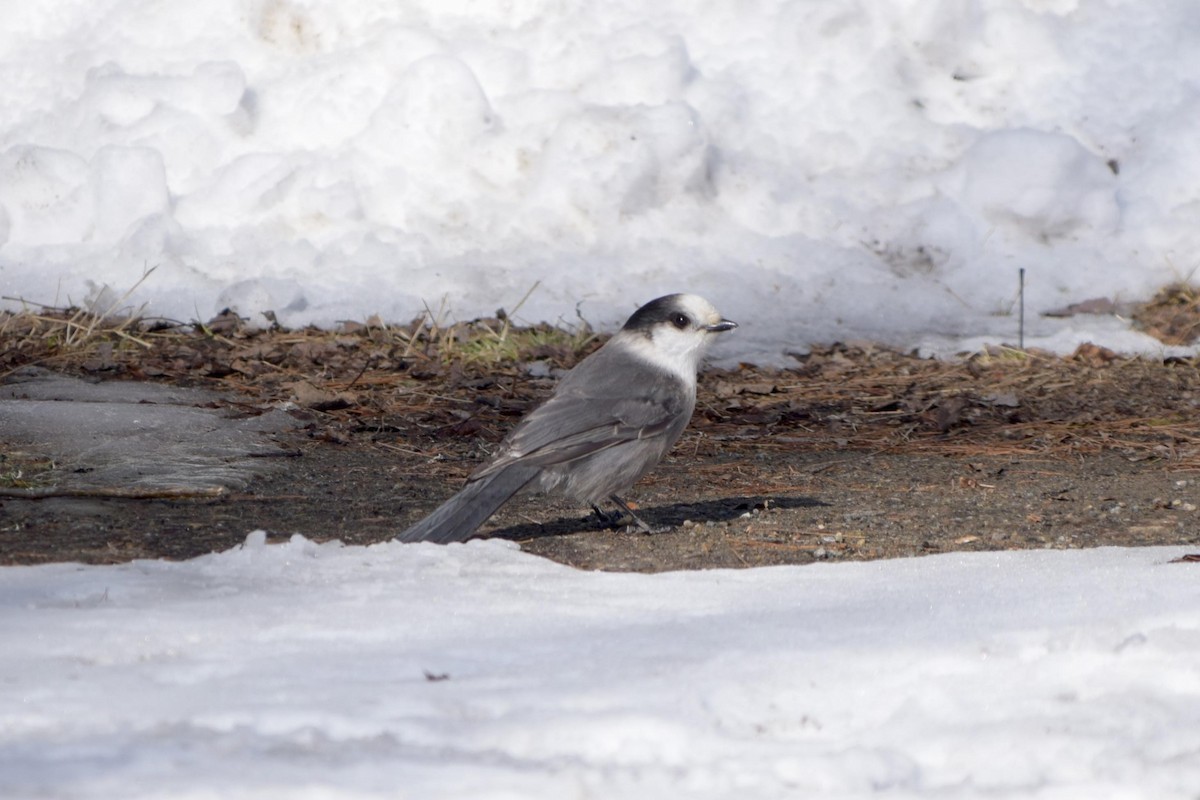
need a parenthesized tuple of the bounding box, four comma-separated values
(397, 293, 737, 544)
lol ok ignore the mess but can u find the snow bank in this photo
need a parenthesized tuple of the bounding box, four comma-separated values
(2, 1, 1199, 360)
(1, 536, 1198, 798)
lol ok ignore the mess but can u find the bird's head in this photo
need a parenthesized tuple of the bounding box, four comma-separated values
(618, 293, 737, 381)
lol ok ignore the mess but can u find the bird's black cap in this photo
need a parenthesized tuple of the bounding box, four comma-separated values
(621, 294, 690, 332)
(621, 294, 737, 335)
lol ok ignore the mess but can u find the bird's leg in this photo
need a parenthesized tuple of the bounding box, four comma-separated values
(590, 503, 622, 529)
(590, 497, 657, 533)
(608, 494, 653, 534)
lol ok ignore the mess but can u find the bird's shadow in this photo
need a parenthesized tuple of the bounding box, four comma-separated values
(489, 494, 829, 542)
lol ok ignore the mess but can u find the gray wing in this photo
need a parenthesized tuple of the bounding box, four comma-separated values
(471, 348, 690, 481)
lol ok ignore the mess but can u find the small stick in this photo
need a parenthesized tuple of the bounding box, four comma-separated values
(1019, 267, 1026, 350)
(0, 486, 228, 500)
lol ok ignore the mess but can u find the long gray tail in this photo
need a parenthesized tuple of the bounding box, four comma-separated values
(397, 465, 539, 544)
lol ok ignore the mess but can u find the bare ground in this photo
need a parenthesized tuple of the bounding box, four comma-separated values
(3, 305, 1200, 572)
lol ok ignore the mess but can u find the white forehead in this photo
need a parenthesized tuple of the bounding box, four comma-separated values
(673, 294, 722, 324)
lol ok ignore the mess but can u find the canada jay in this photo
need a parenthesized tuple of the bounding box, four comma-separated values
(397, 293, 737, 544)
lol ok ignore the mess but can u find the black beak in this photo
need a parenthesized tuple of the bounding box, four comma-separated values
(705, 319, 738, 333)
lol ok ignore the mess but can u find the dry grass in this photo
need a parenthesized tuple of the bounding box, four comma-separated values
(702, 341, 1200, 468)
(0, 292, 596, 382)
(3, 285, 1200, 471)
(1, 266, 161, 356)
(1133, 283, 1200, 345)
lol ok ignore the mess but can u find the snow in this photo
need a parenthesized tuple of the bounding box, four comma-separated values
(4, 4, 1200, 796)
(2, 536, 1198, 798)
(2, 1, 1200, 361)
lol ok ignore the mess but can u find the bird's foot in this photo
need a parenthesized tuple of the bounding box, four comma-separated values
(592, 496, 662, 534)
(590, 503, 629, 530)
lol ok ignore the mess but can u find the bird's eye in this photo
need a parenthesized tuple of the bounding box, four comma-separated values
(671, 313, 690, 330)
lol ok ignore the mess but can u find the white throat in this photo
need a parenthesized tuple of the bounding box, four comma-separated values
(613, 329, 707, 387)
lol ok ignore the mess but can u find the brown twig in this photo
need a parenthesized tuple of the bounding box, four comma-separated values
(0, 486, 228, 500)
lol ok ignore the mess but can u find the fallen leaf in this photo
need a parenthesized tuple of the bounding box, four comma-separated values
(1071, 342, 1118, 365)
(285, 380, 357, 411)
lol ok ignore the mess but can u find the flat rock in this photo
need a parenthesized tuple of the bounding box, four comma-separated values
(0, 368, 301, 492)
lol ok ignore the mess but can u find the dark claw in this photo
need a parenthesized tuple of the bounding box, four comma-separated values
(590, 503, 623, 529)
(591, 497, 668, 534)
(607, 494, 653, 534)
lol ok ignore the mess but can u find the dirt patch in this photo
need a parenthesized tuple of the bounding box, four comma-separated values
(3, 307, 1200, 571)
